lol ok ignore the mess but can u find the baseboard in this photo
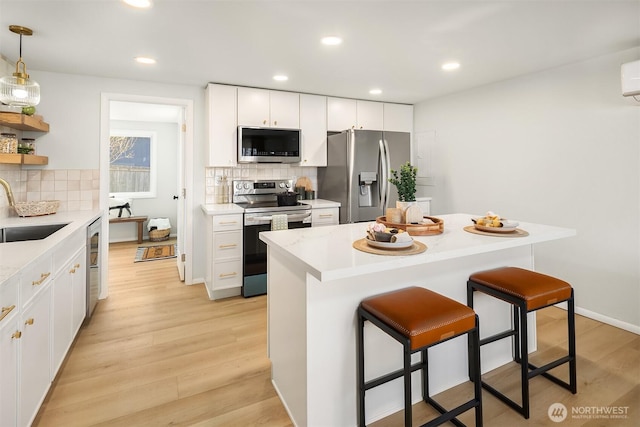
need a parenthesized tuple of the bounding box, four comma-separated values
(554, 302, 640, 335)
(576, 307, 640, 335)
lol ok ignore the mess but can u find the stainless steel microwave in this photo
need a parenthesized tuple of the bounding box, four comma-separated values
(238, 126, 301, 163)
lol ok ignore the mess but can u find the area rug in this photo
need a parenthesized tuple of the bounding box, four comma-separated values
(134, 244, 176, 262)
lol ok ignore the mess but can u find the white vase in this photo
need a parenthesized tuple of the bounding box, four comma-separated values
(396, 201, 422, 224)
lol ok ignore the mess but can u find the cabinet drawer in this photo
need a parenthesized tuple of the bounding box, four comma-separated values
(213, 231, 242, 259)
(53, 227, 85, 272)
(213, 214, 243, 231)
(0, 275, 19, 325)
(312, 208, 339, 226)
(20, 255, 52, 307)
(212, 259, 242, 289)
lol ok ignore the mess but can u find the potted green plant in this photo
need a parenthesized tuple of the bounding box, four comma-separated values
(388, 162, 421, 223)
(388, 161, 417, 202)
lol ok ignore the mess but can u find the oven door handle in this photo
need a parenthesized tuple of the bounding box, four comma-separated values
(250, 212, 311, 222)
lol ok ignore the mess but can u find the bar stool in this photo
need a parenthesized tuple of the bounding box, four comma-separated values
(357, 286, 482, 427)
(467, 267, 577, 419)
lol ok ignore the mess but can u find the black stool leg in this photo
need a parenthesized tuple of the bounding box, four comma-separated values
(513, 305, 521, 363)
(357, 309, 366, 427)
(421, 348, 429, 401)
(404, 344, 412, 426)
(467, 283, 476, 381)
(518, 303, 530, 419)
(568, 291, 577, 393)
(472, 316, 483, 426)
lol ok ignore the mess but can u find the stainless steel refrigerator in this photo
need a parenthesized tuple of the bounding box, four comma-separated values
(318, 129, 411, 224)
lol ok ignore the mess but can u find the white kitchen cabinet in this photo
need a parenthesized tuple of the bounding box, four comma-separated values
(205, 213, 243, 300)
(20, 284, 51, 427)
(299, 94, 327, 167)
(237, 87, 299, 128)
(383, 103, 413, 132)
(312, 207, 339, 227)
(356, 100, 383, 130)
(51, 245, 86, 376)
(0, 276, 19, 426)
(327, 97, 356, 131)
(206, 83, 237, 167)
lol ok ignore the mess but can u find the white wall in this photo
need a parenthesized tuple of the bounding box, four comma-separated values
(414, 48, 640, 330)
(26, 70, 207, 282)
(109, 120, 179, 243)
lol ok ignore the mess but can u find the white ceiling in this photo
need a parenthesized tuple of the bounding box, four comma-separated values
(0, 1, 638, 105)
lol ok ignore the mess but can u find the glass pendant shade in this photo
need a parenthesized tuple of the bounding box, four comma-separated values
(0, 71, 40, 107)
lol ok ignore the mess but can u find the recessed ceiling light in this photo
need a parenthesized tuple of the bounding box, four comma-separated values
(135, 56, 156, 64)
(273, 75, 288, 81)
(321, 36, 343, 46)
(442, 62, 460, 71)
(369, 89, 382, 95)
(123, 0, 152, 8)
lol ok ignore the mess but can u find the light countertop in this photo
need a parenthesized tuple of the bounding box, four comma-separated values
(260, 213, 576, 282)
(0, 209, 102, 285)
(299, 199, 340, 208)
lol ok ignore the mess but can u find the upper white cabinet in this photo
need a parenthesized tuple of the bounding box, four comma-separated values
(383, 103, 413, 133)
(206, 83, 237, 167)
(237, 87, 299, 129)
(299, 94, 327, 167)
(356, 100, 383, 131)
(327, 97, 356, 131)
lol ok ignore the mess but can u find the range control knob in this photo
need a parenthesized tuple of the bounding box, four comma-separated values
(285, 182, 291, 188)
(279, 182, 285, 188)
(235, 183, 243, 190)
(244, 183, 251, 189)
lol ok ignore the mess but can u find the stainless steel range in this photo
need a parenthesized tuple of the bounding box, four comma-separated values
(233, 179, 312, 297)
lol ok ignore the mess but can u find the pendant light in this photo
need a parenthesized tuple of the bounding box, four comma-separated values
(0, 25, 40, 107)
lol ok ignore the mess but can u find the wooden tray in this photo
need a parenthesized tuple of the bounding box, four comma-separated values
(376, 216, 444, 235)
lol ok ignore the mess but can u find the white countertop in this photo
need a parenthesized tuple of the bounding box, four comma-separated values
(260, 213, 576, 282)
(200, 199, 340, 215)
(0, 209, 102, 285)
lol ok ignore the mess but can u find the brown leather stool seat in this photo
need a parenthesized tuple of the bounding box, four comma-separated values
(357, 287, 482, 427)
(467, 267, 577, 419)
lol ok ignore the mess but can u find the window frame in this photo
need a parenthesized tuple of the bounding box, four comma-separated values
(109, 129, 158, 199)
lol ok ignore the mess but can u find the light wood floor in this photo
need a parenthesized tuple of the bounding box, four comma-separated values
(34, 240, 639, 426)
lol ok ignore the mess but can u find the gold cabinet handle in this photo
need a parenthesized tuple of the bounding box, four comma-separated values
(263, 119, 267, 125)
(319, 214, 333, 218)
(32, 272, 51, 286)
(25, 318, 34, 326)
(11, 330, 21, 340)
(0, 305, 16, 322)
(219, 221, 238, 225)
(74, 263, 81, 268)
(219, 244, 237, 249)
(273, 120, 278, 126)
(69, 268, 76, 274)
(219, 272, 237, 278)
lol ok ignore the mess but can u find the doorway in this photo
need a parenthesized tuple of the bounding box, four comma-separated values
(100, 93, 194, 297)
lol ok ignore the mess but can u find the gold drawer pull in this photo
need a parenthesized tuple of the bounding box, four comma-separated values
(70, 268, 76, 274)
(25, 318, 34, 326)
(219, 272, 237, 278)
(11, 330, 21, 340)
(32, 272, 51, 286)
(319, 214, 333, 218)
(74, 263, 81, 268)
(219, 221, 238, 225)
(219, 244, 237, 249)
(0, 305, 16, 321)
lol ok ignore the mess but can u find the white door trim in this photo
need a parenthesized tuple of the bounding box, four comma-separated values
(100, 93, 195, 297)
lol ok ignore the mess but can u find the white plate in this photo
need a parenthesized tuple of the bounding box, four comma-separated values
(365, 236, 414, 249)
(472, 218, 519, 228)
(474, 224, 519, 233)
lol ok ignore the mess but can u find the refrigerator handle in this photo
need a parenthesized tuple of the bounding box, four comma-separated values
(379, 138, 389, 211)
(347, 129, 355, 223)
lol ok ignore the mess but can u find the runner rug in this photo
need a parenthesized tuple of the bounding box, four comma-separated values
(134, 244, 176, 262)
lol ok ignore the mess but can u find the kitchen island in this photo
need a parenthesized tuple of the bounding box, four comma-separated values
(259, 213, 575, 427)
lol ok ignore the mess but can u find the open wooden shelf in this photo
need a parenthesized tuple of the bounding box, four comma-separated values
(0, 153, 48, 165)
(0, 112, 50, 132)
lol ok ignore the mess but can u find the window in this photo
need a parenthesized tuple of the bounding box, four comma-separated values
(109, 130, 157, 198)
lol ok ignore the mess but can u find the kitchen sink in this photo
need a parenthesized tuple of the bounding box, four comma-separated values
(0, 223, 69, 243)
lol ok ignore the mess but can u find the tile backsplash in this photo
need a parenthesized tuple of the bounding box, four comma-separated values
(205, 164, 318, 204)
(0, 165, 100, 219)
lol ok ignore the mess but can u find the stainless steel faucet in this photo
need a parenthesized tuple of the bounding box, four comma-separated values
(0, 177, 16, 207)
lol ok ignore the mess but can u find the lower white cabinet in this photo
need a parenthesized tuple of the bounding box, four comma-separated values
(206, 213, 243, 300)
(20, 284, 51, 427)
(0, 277, 19, 426)
(312, 207, 339, 227)
(0, 226, 89, 427)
